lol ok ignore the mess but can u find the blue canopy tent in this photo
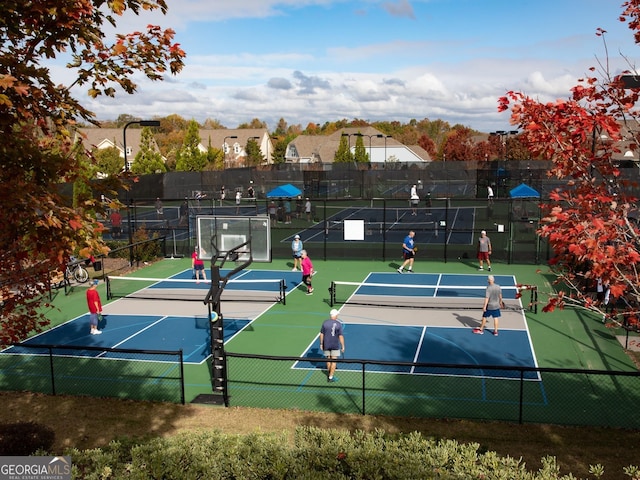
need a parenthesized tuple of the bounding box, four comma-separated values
(509, 183, 540, 198)
(509, 183, 540, 221)
(266, 184, 302, 198)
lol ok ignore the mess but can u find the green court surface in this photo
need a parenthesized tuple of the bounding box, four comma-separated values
(2, 257, 639, 427)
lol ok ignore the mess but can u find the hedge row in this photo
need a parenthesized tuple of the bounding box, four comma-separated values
(63, 426, 639, 480)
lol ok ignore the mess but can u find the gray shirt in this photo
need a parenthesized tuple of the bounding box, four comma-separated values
(478, 235, 491, 253)
(485, 283, 502, 310)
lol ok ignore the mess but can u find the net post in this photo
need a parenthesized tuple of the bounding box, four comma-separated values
(329, 281, 335, 307)
(280, 279, 286, 305)
(105, 276, 112, 300)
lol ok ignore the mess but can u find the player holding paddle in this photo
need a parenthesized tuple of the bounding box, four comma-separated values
(397, 230, 416, 273)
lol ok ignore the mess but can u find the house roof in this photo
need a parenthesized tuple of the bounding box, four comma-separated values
(75, 128, 157, 161)
(285, 127, 425, 164)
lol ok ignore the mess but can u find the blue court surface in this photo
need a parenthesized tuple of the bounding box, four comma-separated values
(295, 272, 540, 381)
(168, 268, 302, 292)
(3, 268, 301, 364)
(295, 324, 539, 380)
(5, 314, 247, 364)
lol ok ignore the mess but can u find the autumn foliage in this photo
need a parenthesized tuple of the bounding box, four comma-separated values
(0, 1, 185, 344)
(500, 0, 640, 329)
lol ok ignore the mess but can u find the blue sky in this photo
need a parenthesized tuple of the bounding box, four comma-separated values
(64, 0, 639, 132)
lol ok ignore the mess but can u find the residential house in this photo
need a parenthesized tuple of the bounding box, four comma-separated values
(284, 127, 432, 166)
(75, 128, 160, 172)
(76, 128, 274, 171)
(197, 129, 273, 167)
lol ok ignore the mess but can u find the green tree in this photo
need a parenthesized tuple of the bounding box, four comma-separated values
(204, 146, 223, 170)
(175, 120, 205, 171)
(132, 127, 166, 174)
(93, 145, 123, 177)
(334, 135, 353, 163)
(354, 133, 368, 164)
(0, 0, 185, 344)
(245, 137, 263, 166)
(271, 135, 294, 164)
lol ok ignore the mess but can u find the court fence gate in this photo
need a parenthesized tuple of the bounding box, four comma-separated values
(1, 344, 186, 404)
(225, 352, 640, 429)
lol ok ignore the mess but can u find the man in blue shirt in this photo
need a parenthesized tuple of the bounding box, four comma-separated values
(397, 230, 416, 273)
(320, 309, 345, 382)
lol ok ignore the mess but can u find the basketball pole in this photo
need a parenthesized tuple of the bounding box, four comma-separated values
(205, 238, 253, 407)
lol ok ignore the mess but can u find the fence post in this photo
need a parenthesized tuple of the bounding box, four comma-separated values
(48, 347, 56, 396)
(179, 350, 186, 405)
(519, 369, 525, 424)
(362, 362, 366, 416)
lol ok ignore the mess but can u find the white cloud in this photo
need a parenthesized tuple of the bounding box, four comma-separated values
(45, 0, 638, 132)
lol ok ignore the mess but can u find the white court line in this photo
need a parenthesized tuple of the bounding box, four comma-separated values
(107, 316, 169, 351)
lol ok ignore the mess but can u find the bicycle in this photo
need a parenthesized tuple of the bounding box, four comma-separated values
(66, 257, 89, 283)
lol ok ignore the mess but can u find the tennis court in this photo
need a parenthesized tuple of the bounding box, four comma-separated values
(2, 257, 638, 426)
(3, 268, 302, 365)
(286, 205, 478, 246)
(294, 273, 539, 380)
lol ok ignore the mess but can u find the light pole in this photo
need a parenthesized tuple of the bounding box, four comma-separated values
(123, 119, 160, 265)
(341, 132, 354, 158)
(360, 134, 383, 164)
(490, 130, 519, 160)
(223, 135, 237, 169)
(489, 130, 519, 198)
(383, 135, 392, 166)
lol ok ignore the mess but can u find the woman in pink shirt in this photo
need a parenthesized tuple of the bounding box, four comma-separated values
(300, 250, 314, 295)
(192, 245, 207, 283)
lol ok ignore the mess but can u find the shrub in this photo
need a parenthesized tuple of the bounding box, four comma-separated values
(132, 226, 162, 262)
(65, 427, 639, 479)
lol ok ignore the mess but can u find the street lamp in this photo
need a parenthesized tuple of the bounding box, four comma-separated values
(489, 130, 519, 198)
(490, 130, 519, 160)
(223, 135, 237, 169)
(383, 135, 392, 165)
(341, 132, 355, 157)
(123, 119, 160, 265)
(359, 134, 384, 164)
(341, 132, 352, 148)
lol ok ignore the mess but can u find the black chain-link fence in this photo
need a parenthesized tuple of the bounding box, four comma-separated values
(106, 159, 640, 202)
(225, 352, 640, 428)
(2, 344, 185, 404)
(91, 159, 640, 265)
(116, 196, 545, 264)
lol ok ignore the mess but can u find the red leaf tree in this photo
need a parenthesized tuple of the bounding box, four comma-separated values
(0, 0, 185, 344)
(499, 0, 640, 330)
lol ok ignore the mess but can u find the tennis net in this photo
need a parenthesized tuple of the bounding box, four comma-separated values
(106, 276, 287, 303)
(329, 280, 537, 311)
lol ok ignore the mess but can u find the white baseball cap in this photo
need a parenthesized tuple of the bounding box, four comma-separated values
(330, 309, 339, 317)
(294, 234, 300, 239)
